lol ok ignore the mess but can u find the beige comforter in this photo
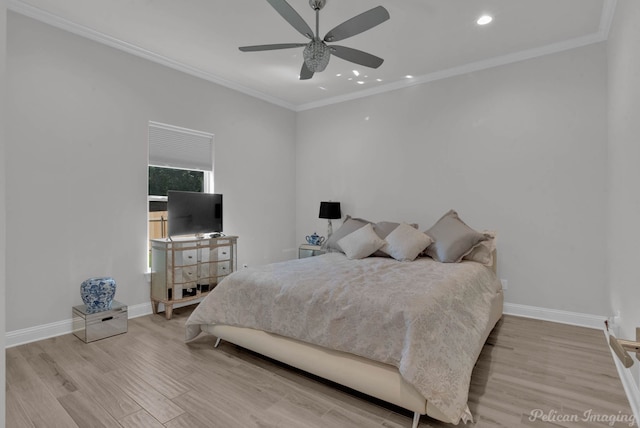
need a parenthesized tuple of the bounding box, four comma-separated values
(185, 253, 501, 423)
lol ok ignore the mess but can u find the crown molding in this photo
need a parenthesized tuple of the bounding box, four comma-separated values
(296, 30, 609, 111)
(599, 0, 618, 39)
(9, 0, 617, 113)
(7, 0, 297, 111)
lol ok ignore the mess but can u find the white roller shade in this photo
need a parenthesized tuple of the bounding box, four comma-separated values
(148, 121, 213, 171)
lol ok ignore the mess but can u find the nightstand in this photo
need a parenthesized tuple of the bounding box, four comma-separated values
(299, 244, 326, 258)
(72, 301, 128, 343)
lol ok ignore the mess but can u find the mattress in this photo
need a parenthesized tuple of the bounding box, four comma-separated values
(186, 253, 503, 423)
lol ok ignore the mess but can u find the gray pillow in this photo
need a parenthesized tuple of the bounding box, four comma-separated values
(372, 221, 419, 257)
(322, 215, 371, 252)
(424, 210, 488, 263)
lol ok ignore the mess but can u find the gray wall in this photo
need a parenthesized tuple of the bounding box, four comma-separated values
(6, 13, 297, 331)
(1, 0, 6, 424)
(607, 0, 640, 386)
(296, 43, 609, 317)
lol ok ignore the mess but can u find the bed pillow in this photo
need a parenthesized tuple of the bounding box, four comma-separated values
(371, 221, 417, 257)
(322, 215, 371, 253)
(462, 230, 496, 266)
(380, 223, 433, 262)
(337, 223, 386, 260)
(424, 210, 488, 263)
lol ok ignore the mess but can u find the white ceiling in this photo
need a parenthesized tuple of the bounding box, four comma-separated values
(9, 0, 614, 111)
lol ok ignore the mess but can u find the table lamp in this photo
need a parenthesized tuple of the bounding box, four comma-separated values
(319, 201, 341, 239)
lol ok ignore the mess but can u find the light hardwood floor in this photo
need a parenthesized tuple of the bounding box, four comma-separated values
(6, 308, 636, 428)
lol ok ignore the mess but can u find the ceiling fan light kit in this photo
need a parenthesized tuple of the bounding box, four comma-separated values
(239, 0, 390, 80)
(303, 41, 330, 72)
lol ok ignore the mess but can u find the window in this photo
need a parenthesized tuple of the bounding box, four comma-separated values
(148, 166, 208, 240)
(148, 122, 214, 245)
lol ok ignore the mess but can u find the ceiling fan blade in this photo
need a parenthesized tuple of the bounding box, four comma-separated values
(330, 45, 384, 69)
(267, 0, 314, 40)
(299, 62, 314, 80)
(324, 6, 390, 42)
(239, 43, 306, 52)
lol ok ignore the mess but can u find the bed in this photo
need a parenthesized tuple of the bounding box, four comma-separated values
(185, 225, 503, 427)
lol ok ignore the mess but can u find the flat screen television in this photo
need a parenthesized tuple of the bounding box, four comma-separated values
(167, 191, 223, 237)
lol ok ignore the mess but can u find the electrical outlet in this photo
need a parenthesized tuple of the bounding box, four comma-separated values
(500, 279, 508, 290)
(242, 264, 248, 269)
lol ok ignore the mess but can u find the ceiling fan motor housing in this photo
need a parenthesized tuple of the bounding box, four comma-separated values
(309, 0, 326, 11)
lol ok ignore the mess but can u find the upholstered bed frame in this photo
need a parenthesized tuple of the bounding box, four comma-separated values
(204, 285, 503, 427)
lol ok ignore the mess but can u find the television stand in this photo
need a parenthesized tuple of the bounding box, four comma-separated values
(150, 235, 238, 319)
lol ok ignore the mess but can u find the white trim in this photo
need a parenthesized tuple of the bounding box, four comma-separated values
(503, 302, 607, 330)
(5, 302, 152, 348)
(5, 301, 609, 347)
(148, 121, 213, 140)
(6, 0, 296, 111)
(599, 0, 618, 39)
(3, 300, 209, 348)
(5, 318, 73, 348)
(127, 302, 154, 319)
(8, 0, 616, 112)
(603, 328, 640, 425)
(297, 32, 606, 111)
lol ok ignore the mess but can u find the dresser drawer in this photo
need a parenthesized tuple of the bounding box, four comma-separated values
(217, 260, 232, 276)
(216, 246, 231, 260)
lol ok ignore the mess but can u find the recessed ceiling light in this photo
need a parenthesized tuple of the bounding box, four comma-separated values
(336, 73, 342, 77)
(348, 77, 353, 81)
(319, 86, 327, 91)
(353, 70, 360, 77)
(477, 15, 493, 25)
(376, 78, 383, 82)
(405, 75, 414, 79)
(357, 81, 365, 85)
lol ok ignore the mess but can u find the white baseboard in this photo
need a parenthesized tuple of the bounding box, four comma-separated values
(4, 301, 609, 348)
(5, 318, 74, 348)
(5, 302, 153, 348)
(604, 329, 640, 425)
(4, 299, 205, 348)
(503, 302, 607, 330)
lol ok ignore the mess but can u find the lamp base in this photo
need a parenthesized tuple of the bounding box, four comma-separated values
(327, 220, 333, 240)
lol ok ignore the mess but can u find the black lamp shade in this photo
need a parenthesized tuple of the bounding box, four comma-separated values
(319, 201, 341, 219)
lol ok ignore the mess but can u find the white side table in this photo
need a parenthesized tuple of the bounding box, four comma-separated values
(299, 244, 326, 259)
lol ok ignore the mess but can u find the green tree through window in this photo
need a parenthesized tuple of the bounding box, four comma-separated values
(148, 166, 204, 196)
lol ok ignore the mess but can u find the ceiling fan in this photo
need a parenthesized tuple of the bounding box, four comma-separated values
(239, 0, 390, 80)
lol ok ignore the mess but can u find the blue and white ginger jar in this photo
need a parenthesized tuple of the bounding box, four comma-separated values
(81, 277, 116, 313)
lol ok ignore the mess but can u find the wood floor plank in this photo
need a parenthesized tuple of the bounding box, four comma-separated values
(108, 368, 186, 423)
(5, 385, 35, 428)
(25, 352, 79, 398)
(163, 412, 213, 428)
(5, 309, 635, 428)
(112, 350, 192, 399)
(117, 409, 165, 428)
(57, 390, 122, 428)
(8, 377, 80, 428)
(65, 365, 142, 420)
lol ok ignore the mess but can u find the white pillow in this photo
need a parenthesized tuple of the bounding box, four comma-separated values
(337, 223, 386, 260)
(381, 223, 433, 261)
